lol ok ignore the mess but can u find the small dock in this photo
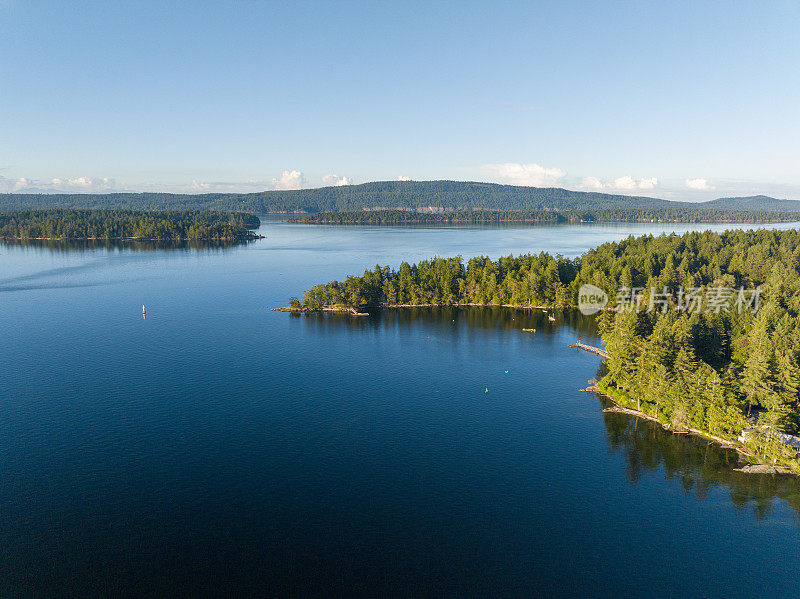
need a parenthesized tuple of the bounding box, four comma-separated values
(568, 340, 608, 358)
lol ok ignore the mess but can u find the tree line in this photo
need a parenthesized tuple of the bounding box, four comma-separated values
(0, 209, 261, 240)
(3, 180, 797, 214)
(291, 228, 800, 471)
(290, 208, 800, 225)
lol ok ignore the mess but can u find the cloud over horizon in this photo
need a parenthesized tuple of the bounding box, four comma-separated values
(271, 170, 304, 190)
(190, 170, 307, 193)
(0, 170, 309, 194)
(322, 174, 352, 187)
(580, 175, 659, 192)
(482, 162, 566, 187)
(0, 175, 117, 193)
(685, 178, 714, 191)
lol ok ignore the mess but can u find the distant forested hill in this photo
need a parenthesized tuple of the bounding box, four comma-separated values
(1, 181, 797, 215)
(702, 195, 800, 211)
(0, 181, 674, 213)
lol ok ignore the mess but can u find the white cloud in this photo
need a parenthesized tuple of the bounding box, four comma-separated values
(270, 169, 304, 190)
(1, 171, 309, 194)
(49, 177, 116, 192)
(685, 178, 714, 191)
(580, 176, 605, 190)
(0, 176, 34, 192)
(322, 174, 352, 187)
(188, 180, 269, 193)
(579, 175, 658, 192)
(0, 175, 116, 193)
(610, 175, 638, 190)
(638, 177, 658, 190)
(191, 180, 212, 192)
(397, 175, 411, 181)
(483, 162, 566, 187)
(189, 170, 306, 193)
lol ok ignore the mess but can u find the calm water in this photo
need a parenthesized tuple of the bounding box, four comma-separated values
(2, 218, 800, 597)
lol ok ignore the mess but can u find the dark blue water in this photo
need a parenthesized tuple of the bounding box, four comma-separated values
(2, 218, 799, 597)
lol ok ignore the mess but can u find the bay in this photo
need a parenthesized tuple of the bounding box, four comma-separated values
(1, 217, 799, 597)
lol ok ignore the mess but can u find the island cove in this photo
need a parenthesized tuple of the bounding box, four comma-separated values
(281, 228, 800, 475)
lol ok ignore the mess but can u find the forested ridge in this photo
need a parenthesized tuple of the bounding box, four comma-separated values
(290, 228, 800, 472)
(0, 209, 261, 240)
(291, 208, 800, 225)
(707, 195, 800, 211)
(2, 181, 797, 214)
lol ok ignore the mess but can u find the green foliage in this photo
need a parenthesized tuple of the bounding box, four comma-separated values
(0, 209, 260, 240)
(299, 253, 575, 309)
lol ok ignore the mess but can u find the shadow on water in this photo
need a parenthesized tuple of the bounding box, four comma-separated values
(295, 306, 800, 522)
(290, 305, 601, 337)
(0, 237, 254, 254)
(600, 398, 800, 522)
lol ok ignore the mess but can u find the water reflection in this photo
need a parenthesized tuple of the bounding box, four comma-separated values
(601, 398, 800, 521)
(0, 237, 254, 253)
(295, 306, 800, 522)
(292, 305, 601, 337)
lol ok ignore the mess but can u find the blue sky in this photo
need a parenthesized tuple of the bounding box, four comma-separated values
(1, 0, 799, 200)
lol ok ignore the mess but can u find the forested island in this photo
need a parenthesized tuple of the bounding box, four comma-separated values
(285, 229, 800, 473)
(2, 181, 799, 214)
(0, 209, 261, 240)
(290, 208, 800, 225)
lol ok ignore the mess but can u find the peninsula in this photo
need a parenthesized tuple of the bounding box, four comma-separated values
(0, 209, 261, 241)
(283, 229, 800, 474)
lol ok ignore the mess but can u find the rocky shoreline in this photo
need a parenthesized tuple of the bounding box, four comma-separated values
(583, 384, 798, 476)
